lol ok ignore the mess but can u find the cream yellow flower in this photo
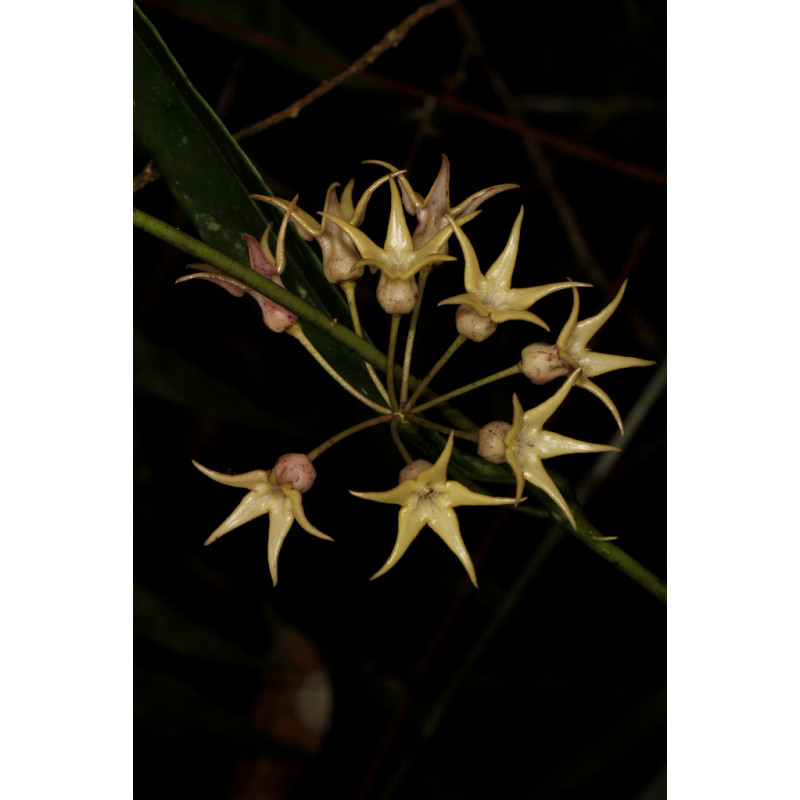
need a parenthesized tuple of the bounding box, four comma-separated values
(350, 432, 516, 587)
(439, 207, 590, 336)
(500, 370, 619, 528)
(193, 455, 332, 586)
(366, 155, 517, 249)
(543, 280, 656, 433)
(319, 176, 467, 313)
(251, 172, 396, 284)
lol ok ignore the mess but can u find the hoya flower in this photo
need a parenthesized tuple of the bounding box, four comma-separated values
(193, 453, 331, 586)
(439, 207, 590, 340)
(251, 172, 396, 284)
(479, 370, 618, 529)
(319, 177, 468, 313)
(521, 280, 656, 433)
(350, 432, 516, 587)
(366, 155, 517, 249)
(177, 199, 299, 333)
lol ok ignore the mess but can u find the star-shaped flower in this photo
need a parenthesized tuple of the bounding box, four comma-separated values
(350, 432, 516, 586)
(499, 370, 619, 528)
(439, 207, 590, 337)
(551, 280, 656, 433)
(366, 155, 518, 249)
(251, 172, 396, 284)
(193, 454, 332, 586)
(177, 199, 299, 333)
(319, 176, 468, 313)
(319, 175, 466, 279)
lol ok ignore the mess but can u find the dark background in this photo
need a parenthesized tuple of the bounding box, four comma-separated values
(134, 1, 665, 797)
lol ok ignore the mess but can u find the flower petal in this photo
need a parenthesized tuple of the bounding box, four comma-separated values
(426, 502, 478, 587)
(482, 206, 524, 290)
(370, 501, 429, 581)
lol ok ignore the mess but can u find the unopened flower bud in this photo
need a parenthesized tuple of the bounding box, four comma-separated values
(273, 453, 317, 494)
(377, 274, 419, 314)
(477, 422, 512, 464)
(521, 343, 571, 385)
(455, 304, 497, 342)
(399, 459, 432, 482)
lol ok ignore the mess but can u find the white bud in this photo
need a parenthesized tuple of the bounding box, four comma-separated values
(478, 422, 511, 464)
(455, 304, 497, 342)
(520, 343, 571, 385)
(273, 453, 317, 493)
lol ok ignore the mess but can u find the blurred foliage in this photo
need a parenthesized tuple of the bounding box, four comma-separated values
(134, 0, 665, 797)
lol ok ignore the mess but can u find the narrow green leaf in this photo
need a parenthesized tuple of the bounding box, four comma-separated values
(133, 3, 376, 397)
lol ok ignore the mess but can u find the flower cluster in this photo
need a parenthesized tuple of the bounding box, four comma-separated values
(183, 157, 656, 586)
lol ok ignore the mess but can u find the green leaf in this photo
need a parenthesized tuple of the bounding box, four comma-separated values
(133, 3, 378, 400)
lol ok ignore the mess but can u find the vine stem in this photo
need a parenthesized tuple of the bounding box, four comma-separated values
(306, 414, 393, 462)
(411, 362, 522, 414)
(288, 325, 391, 415)
(400, 270, 429, 407)
(405, 333, 467, 412)
(341, 280, 392, 406)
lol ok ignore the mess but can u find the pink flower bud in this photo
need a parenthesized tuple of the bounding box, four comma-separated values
(399, 459, 433, 482)
(455, 304, 497, 342)
(477, 421, 512, 464)
(377, 274, 419, 314)
(520, 343, 571, 385)
(273, 453, 317, 494)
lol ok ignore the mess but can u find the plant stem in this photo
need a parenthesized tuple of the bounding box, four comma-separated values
(412, 362, 522, 414)
(390, 417, 413, 464)
(341, 280, 392, 406)
(134, 207, 389, 370)
(386, 314, 402, 411)
(400, 270, 429, 407)
(288, 325, 391, 415)
(405, 333, 467, 412)
(403, 413, 478, 443)
(306, 414, 393, 462)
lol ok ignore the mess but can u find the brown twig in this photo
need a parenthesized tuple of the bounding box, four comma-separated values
(232, 0, 461, 142)
(138, 0, 665, 185)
